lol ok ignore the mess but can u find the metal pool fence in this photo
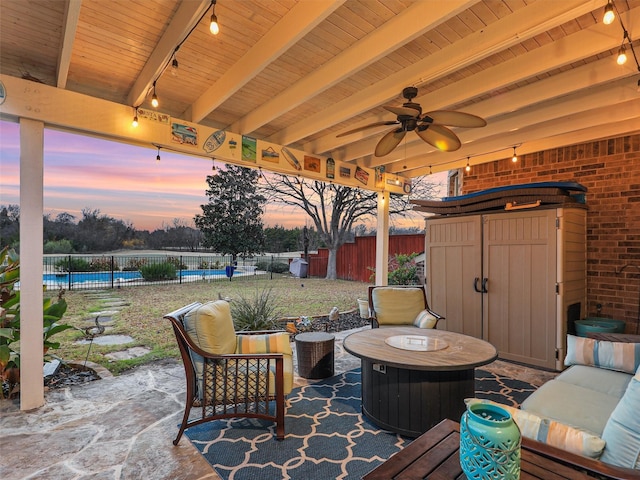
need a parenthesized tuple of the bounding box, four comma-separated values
(40, 254, 313, 290)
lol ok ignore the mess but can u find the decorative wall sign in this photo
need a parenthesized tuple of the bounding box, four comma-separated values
(242, 136, 257, 162)
(403, 182, 412, 194)
(139, 108, 170, 124)
(0, 80, 6, 105)
(203, 130, 226, 153)
(228, 139, 237, 149)
(304, 155, 321, 173)
(326, 157, 335, 179)
(261, 146, 279, 163)
(281, 147, 302, 170)
(171, 123, 197, 145)
(355, 166, 369, 185)
(340, 166, 351, 178)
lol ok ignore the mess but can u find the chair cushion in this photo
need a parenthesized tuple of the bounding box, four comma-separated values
(236, 332, 294, 394)
(600, 367, 640, 469)
(413, 309, 438, 329)
(466, 398, 606, 459)
(372, 287, 425, 326)
(183, 301, 237, 399)
(565, 334, 640, 374)
(184, 300, 237, 355)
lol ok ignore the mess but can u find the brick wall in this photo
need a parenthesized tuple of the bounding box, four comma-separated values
(461, 133, 640, 334)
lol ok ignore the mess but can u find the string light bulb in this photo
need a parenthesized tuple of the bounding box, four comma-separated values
(616, 44, 627, 65)
(156, 146, 161, 163)
(171, 57, 179, 76)
(356, 189, 362, 200)
(603, 1, 615, 25)
(512, 146, 518, 163)
(209, 0, 219, 35)
(132, 108, 139, 128)
(151, 81, 159, 108)
(465, 157, 471, 172)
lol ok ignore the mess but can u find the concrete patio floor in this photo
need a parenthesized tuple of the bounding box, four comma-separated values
(0, 327, 556, 480)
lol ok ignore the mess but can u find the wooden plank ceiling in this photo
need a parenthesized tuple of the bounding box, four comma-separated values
(1, 0, 639, 178)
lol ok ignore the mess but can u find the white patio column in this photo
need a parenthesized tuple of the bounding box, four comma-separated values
(19, 118, 45, 410)
(375, 191, 390, 286)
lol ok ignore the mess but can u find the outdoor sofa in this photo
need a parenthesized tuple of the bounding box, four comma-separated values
(469, 334, 640, 477)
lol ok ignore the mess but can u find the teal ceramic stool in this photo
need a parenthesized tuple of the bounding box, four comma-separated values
(460, 402, 521, 480)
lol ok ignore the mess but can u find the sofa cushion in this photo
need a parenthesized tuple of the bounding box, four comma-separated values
(565, 334, 640, 374)
(372, 287, 425, 326)
(521, 376, 621, 436)
(466, 398, 605, 459)
(600, 367, 640, 469)
(554, 364, 632, 398)
(413, 309, 438, 329)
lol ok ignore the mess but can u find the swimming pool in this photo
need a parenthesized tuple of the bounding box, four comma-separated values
(42, 268, 236, 286)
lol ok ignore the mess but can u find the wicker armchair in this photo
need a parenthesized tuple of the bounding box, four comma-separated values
(165, 301, 293, 445)
(368, 285, 444, 329)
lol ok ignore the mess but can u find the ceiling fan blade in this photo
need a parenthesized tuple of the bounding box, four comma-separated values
(385, 105, 421, 117)
(423, 110, 487, 128)
(375, 129, 406, 157)
(416, 124, 461, 152)
(336, 121, 399, 137)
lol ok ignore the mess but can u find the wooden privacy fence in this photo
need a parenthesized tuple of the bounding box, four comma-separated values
(306, 234, 424, 282)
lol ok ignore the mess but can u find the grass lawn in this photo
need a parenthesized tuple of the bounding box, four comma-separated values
(53, 276, 370, 374)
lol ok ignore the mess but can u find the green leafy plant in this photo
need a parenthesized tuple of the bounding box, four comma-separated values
(140, 262, 177, 281)
(0, 246, 78, 398)
(367, 252, 420, 285)
(55, 257, 91, 272)
(388, 253, 420, 285)
(231, 287, 282, 331)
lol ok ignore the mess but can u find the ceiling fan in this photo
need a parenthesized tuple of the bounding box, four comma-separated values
(337, 86, 487, 157)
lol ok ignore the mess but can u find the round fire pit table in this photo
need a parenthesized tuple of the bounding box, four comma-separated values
(295, 332, 335, 379)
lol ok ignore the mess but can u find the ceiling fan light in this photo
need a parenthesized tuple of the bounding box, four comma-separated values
(616, 45, 627, 65)
(603, 2, 615, 25)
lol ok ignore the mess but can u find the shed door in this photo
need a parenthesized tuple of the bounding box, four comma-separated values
(483, 210, 557, 369)
(426, 215, 482, 338)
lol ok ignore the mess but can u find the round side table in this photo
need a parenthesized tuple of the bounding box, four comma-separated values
(295, 331, 335, 379)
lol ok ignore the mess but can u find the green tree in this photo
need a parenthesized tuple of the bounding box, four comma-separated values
(195, 165, 266, 262)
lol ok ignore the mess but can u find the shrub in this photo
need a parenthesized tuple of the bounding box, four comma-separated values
(55, 257, 91, 272)
(388, 253, 419, 285)
(43, 239, 74, 254)
(231, 287, 282, 331)
(89, 256, 116, 272)
(165, 256, 187, 270)
(255, 260, 289, 273)
(123, 257, 147, 271)
(140, 262, 177, 281)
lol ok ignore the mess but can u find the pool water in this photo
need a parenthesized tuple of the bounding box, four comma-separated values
(44, 269, 229, 284)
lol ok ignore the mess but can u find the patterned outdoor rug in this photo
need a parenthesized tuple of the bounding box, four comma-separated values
(185, 368, 536, 480)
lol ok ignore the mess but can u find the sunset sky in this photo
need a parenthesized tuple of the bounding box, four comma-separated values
(0, 120, 440, 232)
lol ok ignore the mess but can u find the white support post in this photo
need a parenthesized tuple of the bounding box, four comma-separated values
(375, 191, 390, 286)
(19, 118, 45, 410)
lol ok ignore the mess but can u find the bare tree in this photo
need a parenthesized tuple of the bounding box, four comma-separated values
(259, 174, 440, 280)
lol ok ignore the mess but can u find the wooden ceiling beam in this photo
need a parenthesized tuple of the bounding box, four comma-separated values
(228, 0, 475, 135)
(56, 0, 81, 88)
(127, 0, 211, 109)
(280, 0, 604, 149)
(189, 0, 344, 124)
(335, 5, 640, 165)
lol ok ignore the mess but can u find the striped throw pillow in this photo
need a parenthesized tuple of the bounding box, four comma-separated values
(413, 310, 438, 329)
(465, 398, 606, 459)
(564, 334, 640, 374)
